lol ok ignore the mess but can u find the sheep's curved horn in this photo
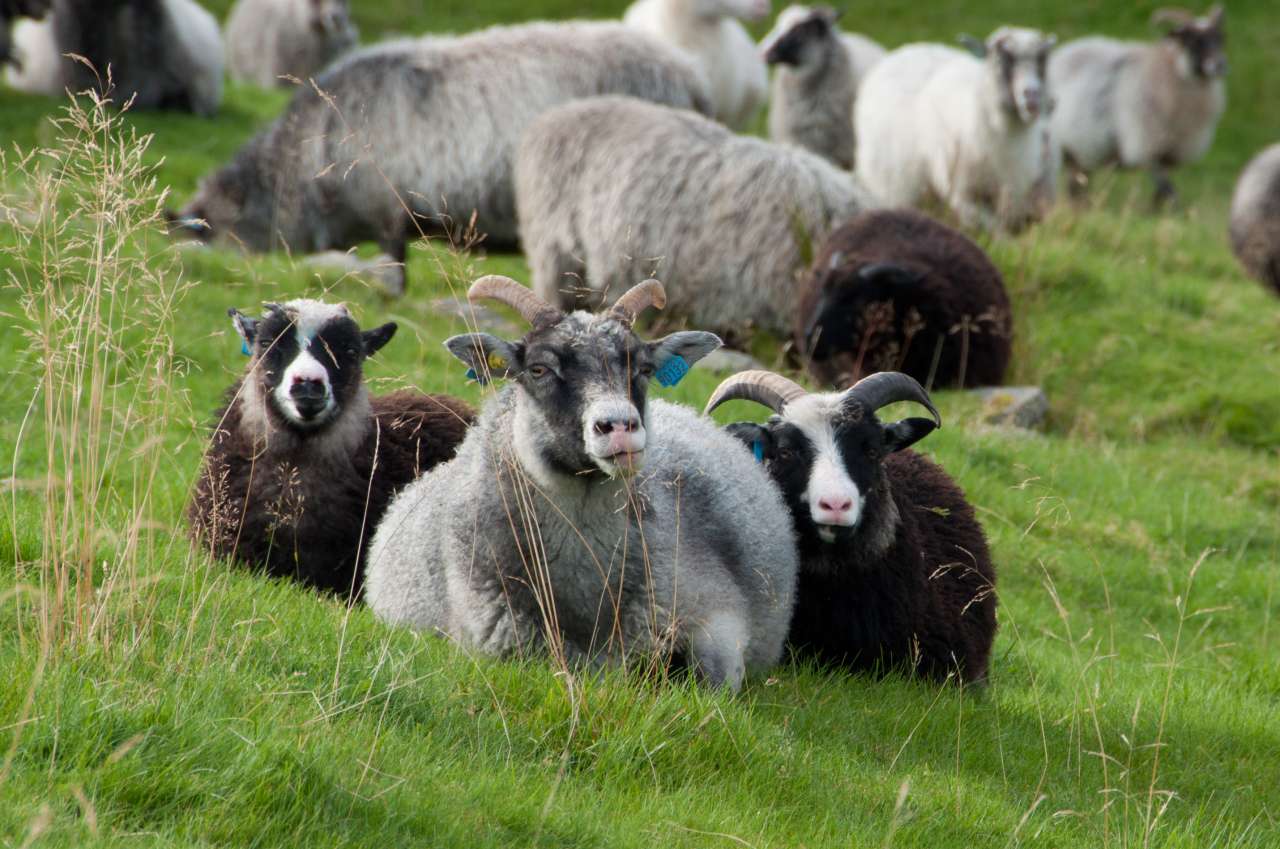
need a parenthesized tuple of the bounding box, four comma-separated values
(607, 278, 667, 325)
(468, 275, 563, 329)
(843, 371, 941, 426)
(1151, 7, 1195, 28)
(704, 370, 809, 415)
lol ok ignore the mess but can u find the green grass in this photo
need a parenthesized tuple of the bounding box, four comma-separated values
(2, 1, 1279, 847)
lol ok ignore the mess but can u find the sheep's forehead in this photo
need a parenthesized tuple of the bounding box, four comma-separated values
(989, 26, 1051, 57)
(278, 299, 351, 339)
(773, 5, 817, 35)
(538, 312, 637, 353)
(783, 393, 867, 449)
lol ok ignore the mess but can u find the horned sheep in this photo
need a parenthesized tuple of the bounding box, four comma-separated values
(365, 278, 798, 692)
(1049, 5, 1226, 207)
(796, 209, 1012, 390)
(225, 0, 358, 89)
(168, 22, 711, 295)
(710, 370, 997, 683)
(515, 95, 878, 340)
(760, 5, 886, 170)
(623, 0, 767, 130)
(188, 299, 473, 598)
(5, 0, 224, 116)
(1229, 143, 1280, 297)
(855, 27, 1058, 232)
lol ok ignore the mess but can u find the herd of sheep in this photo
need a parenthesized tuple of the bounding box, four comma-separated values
(3, 0, 1275, 689)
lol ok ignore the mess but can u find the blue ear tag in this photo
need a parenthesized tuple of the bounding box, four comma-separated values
(654, 355, 690, 388)
(752, 440, 765, 463)
(464, 367, 489, 386)
(240, 339, 251, 356)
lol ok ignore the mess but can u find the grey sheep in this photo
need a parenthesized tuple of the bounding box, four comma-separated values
(169, 22, 711, 295)
(1049, 5, 1226, 207)
(365, 277, 798, 692)
(225, 0, 357, 89)
(515, 95, 877, 340)
(1229, 143, 1280, 297)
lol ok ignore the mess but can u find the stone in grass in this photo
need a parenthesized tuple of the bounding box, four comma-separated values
(975, 386, 1048, 430)
(303, 251, 405, 296)
(695, 348, 767, 374)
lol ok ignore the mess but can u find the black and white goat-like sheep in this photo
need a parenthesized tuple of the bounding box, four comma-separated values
(188, 299, 474, 598)
(365, 277, 797, 692)
(796, 209, 1012, 390)
(226, 0, 358, 89)
(5, 0, 224, 116)
(1230, 143, 1280, 297)
(709, 370, 996, 683)
(168, 21, 710, 295)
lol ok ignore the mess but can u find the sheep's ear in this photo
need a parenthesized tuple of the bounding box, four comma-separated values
(1207, 4, 1224, 27)
(228, 308, 258, 349)
(648, 330, 722, 387)
(725, 422, 774, 463)
(362, 322, 397, 357)
(958, 33, 987, 58)
(815, 5, 841, 24)
(883, 417, 937, 453)
(444, 333, 521, 384)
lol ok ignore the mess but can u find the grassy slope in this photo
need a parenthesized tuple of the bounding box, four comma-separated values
(2, 1, 1279, 847)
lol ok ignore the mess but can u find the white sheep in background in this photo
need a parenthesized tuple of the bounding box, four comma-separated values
(1229, 143, 1280, 297)
(624, 0, 768, 130)
(225, 0, 358, 89)
(856, 27, 1058, 232)
(515, 95, 878, 339)
(760, 5, 885, 170)
(1049, 5, 1226, 207)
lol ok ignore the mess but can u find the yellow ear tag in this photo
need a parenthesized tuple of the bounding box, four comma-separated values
(487, 351, 507, 370)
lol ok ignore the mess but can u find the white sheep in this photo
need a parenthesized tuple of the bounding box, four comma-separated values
(623, 0, 768, 130)
(760, 5, 885, 169)
(1048, 5, 1226, 206)
(1229, 143, 1280, 297)
(225, 0, 357, 89)
(514, 95, 878, 339)
(855, 27, 1058, 232)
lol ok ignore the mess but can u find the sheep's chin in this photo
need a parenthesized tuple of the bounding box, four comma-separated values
(816, 526, 838, 544)
(594, 450, 646, 478)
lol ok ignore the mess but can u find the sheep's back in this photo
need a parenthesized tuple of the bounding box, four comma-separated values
(1230, 144, 1280, 296)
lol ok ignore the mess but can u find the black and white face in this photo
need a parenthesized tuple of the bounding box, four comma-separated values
(447, 315, 720, 479)
(230, 300, 395, 432)
(761, 6, 835, 67)
(986, 27, 1056, 123)
(728, 394, 935, 546)
(1170, 8, 1227, 80)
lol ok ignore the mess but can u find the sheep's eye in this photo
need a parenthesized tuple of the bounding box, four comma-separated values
(638, 363, 656, 378)
(775, 447, 795, 462)
(347, 347, 361, 358)
(527, 364, 550, 379)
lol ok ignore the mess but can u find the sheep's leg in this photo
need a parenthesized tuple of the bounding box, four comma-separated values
(377, 235, 407, 297)
(1065, 158, 1090, 203)
(686, 610, 748, 693)
(1151, 168, 1178, 210)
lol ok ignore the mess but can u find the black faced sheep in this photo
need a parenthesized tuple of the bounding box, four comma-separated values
(188, 299, 474, 598)
(225, 0, 357, 89)
(796, 208, 1013, 390)
(1229, 143, 1280, 298)
(709, 369, 997, 684)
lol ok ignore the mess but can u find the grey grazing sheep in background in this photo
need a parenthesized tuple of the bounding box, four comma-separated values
(188, 299, 474, 598)
(0, 0, 51, 70)
(797, 209, 1012, 390)
(1229, 143, 1280, 297)
(760, 5, 885, 170)
(225, 0, 357, 89)
(168, 22, 711, 296)
(365, 277, 798, 692)
(5, 0, 224, 116)
(515, 95, 877, 340)
(856, 27, 1058, 232)
(1049, 5, 1226, 207)
(710, 370, 997, 683)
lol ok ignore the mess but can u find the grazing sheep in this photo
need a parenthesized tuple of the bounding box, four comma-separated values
(225, 0, 357, 89)
(760, 5, 886, 170)
(168, 23, 710, 296)
(709, 370, 997, 683)
(797, 209, 1012, 389)
(1049, 6, 1226, 207)
(856, 27, 1058, 231)
(0, 0, 51, 70)
(5, 0, 224, 116)
(188, 299, 473, 598)
(1229, 144, 1280, 297)
(515, 95, 877, 339)
(365, 277, 797, 691)
(623, 0, 767, 130)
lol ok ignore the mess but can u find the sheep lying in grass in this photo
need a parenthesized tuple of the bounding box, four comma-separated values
(1049, 6, 1226, 207)
(797, 209, 1012, 389)
(710, 370, 997, 683)
(0, 0, 51, 70)
(760, 5, 885, 170)
(365, 277, 797, 691)
(856, 27, 1057, 232)
(188, 300, 473, 598)
(1230, 143, 1280, 297)
(623, 0, 767, 130)
(225, 0, 357, 89)
(168, 22, 710, 296)
(6, 0, 224, 116)
(516, 96, 877, 339)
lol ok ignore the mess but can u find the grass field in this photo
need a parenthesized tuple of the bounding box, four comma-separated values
(2, 1, 1279, 847)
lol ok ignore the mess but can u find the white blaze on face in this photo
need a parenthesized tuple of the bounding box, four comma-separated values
(786, 394, 862, 536)
(271, 299, 349, 426)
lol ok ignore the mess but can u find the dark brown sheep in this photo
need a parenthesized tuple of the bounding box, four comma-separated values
(796, 209, 1013, 390)
(188, 300, 473, 598)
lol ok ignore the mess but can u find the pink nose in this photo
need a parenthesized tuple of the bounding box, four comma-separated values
(818, 496, 853, 515)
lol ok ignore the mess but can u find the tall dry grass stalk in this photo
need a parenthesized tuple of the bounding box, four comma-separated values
(3, 90, 191, 651)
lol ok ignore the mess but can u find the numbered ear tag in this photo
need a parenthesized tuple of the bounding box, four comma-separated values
(487, 351, 507, 370)
(752, 440, 765, 463)
(655, 355, 690, 388)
